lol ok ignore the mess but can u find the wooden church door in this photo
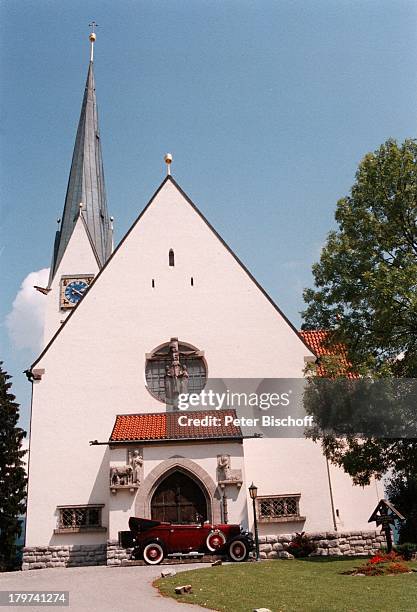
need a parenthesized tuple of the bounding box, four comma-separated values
(151, 471, 207, 524)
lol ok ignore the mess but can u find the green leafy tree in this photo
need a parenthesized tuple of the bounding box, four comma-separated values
(303, 139, 417, 376)
(0, 362, 27, 570)
(302, 139, 417, 533)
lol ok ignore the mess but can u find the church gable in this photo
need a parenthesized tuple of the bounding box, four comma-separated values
(32, 176, 313, 384)
(52, 214, 100, 278)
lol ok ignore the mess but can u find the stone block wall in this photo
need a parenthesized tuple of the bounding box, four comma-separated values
(22, 530, 386, 569)
(259, 530, 385, 559)
(106, 540, 134, 566)
(22, 544, 107, 570)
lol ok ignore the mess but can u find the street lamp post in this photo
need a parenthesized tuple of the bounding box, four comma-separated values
(249, 482, 260, 560)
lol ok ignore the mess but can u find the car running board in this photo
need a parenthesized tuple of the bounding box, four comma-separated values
(167, 552, 205, 558)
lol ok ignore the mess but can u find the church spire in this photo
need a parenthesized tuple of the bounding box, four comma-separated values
(48, 28, 111, 286)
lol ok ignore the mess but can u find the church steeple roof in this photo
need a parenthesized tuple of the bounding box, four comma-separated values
(48, 32, 112, 286)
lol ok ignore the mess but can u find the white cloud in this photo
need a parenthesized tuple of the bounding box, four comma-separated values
(20, 436, 29, 473)
(5, 269, 49, 353)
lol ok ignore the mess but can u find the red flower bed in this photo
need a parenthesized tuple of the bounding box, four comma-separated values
(369, 555, 384, 564)
(346, 551, 411, 576)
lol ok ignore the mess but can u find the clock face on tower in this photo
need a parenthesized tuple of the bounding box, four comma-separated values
(60, 276, 94, 309)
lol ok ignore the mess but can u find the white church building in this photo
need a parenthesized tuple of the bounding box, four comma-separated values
(23, 34, 383, 569)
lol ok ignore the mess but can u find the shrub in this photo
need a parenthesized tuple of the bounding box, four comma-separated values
(287, 532, 317, 558)
(395, 542, 417, 561)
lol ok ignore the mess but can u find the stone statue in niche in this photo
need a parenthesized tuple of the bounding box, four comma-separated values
(128, 449, 143, 485)
(164, 338, 189, 405)
(217, 454, 243, 485)
(217, 454, 232, 480)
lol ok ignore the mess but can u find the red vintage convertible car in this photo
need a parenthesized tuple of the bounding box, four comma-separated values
(119, 517, 254, 564)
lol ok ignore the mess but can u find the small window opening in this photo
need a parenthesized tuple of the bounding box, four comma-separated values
(190, 277, 194, 286)
(169, 249, 175, 267)
(152, 279, 155, 288)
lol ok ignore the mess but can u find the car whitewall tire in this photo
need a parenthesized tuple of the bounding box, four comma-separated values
(142, 542, 165, 565)
(228, 539, 249, 562)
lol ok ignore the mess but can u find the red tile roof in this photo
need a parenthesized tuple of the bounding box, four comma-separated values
(110, 409, 242, 442)
(300, 330, 357, 379)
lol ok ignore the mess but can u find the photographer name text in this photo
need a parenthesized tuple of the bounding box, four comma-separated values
(177, 414, 314, 428)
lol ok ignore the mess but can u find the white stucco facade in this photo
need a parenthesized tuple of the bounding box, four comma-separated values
(43, 216, 100, 344)
(26, 177, 380, 553)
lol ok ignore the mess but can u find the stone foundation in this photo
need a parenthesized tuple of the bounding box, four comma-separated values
(106, 540, 134, 566)
(22, 544, 107, 570)
(22, 530, 386, 569)
(259, 530, 385, 559)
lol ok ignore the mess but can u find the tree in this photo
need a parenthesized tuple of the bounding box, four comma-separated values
(0, 362, 27, 570)
(386, 473, 417, 543)
(302, 139, 417, 537)
(303, 139, 417, 377)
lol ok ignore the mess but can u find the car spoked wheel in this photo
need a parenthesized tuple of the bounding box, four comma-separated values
(143, 542, 164, 565)
(206, 529, 226, 552)
(228, 539, 249, 562)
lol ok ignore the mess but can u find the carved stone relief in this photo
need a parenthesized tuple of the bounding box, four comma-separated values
(110, 448, 143, 494)
(216, 454, 242, 488)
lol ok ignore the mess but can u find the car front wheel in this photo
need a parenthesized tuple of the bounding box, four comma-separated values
(227, 538, 249, 562)
(142, 542, 165, 565)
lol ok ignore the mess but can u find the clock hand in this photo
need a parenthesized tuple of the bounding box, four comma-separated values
(72, 288, 85, 297)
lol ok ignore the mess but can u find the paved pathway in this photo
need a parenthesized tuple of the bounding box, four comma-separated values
(0, 564, 214, 612)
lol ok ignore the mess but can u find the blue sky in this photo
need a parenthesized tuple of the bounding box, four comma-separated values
(1, 0, 416, 432)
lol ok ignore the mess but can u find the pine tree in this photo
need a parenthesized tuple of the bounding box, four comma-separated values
(0, 362, 27, 570)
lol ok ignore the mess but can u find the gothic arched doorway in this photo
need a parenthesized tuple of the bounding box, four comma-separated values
(151, 471, 208, 524)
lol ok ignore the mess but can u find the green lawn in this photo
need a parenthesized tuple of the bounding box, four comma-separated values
(155, 559, 417, 612)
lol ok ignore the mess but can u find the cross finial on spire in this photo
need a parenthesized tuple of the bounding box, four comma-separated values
(164, 153, 173, 176)
(88, 21, 98, 62)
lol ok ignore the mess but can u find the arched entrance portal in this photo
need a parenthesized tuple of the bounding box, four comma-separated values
(151, 471, 208, 524)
